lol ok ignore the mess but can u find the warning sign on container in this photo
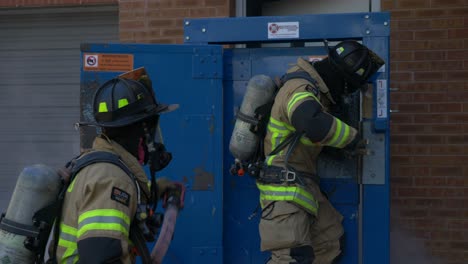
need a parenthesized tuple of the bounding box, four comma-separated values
(83, 53, 134, 72)
(268, 22, 299, 39)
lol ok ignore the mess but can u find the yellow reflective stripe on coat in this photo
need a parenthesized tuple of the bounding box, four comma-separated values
(325, 118, 352, 148)
(58, 223, 78, 264)
(266, 117, 295, 165)
(257, 183, 318, 215)
(77, 209, 130, 238)
(287, 92, 320, 120)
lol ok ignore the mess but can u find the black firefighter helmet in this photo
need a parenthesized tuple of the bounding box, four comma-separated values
(313, 40, 385, 104)
(90, 77, 178, 127)
(327, 40, 385, 93)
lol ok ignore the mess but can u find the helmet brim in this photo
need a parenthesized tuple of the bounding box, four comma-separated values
(79, 103, 180, 128)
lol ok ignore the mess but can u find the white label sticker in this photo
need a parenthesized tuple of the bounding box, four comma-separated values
(376, 79, 388, 118)
(267, 22, 299, 39)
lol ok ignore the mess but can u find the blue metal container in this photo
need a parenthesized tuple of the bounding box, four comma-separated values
(80, 12, 390, 264)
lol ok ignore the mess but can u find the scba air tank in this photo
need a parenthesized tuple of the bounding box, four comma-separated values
(229, 74, 277, 161)
(0, 164, 61, 264)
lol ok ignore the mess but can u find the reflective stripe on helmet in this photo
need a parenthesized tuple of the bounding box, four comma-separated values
(256, 182, 318, 215)
(98, 102, 108, 113)
(118, 98, 129, 108)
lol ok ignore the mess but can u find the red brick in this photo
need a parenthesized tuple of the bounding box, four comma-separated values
(414, 135, 444, 144)
(414, 72, 445, 81)
(448, 220, 468, 229)
(399, 209, 428, 217)
(447, 51, 468, 60)
(392, 31, 414, 40)
(431, 61, 464, 71)
(391, 51, 414, 61)
(391, 176, 414, 185)
(392, 156, 413, 164)
(120, 20, 145, 30)
(430, 103, 462, 113)
(444, 199, 468, 209)
(133, 30, 161, 40)
(447, 71, 468, 80)
(398, 187, 428, 197)
(431, 18, 465, 29)
(414, 114, 447, 123)
(429, 39, 465, 49)
(0, 0, 17, 7)
(397, 103, 429, 113)
(446, 135, 468, 144)
(431, 167, 463, 177)
(381, 0, 395, 10)
(120, 10, 147, 20)
(391, 72, 413, 82)
(450, 242, 468, 250)
(159, 8, 190, 18)
(431, 124, 464, 134)
(447, 7, 468, 16)
(174, 0, 200, 7)
(415, 176, 446, 186)
(189, 7, 217, 17)
(449, 29, 468, 39)
(391, 10, 414, 18)
(398, 40, 429, 50)
(391, 135, 412, 144)
(413, 93, 447, 102)
(414, 51, 445, 61)
(397, 82, 449, 92)
(161, 28, 184, 36)
(148, 19, 175, 28)
(397, 0, 430, 8)
(430, 145, 464, 155)
(397, 19, 431, 29)
(398, 61, 431, 71)
(394, 124, 430, 134)
(414, 9, 446, 18)
(391, 92, 414, 103)
(82, 0, 116, 3)
(147, 0, 173, 8)
(448, 114, 468, 123)
(431, 0, 468, 7)
(205, 0, 227, 6)
(392, 144, 430, 155)
(119, 1, 146, 10)
(414, 155, 468, 165)
(390, 113, 413, 123)
(415, 30, 448, 40)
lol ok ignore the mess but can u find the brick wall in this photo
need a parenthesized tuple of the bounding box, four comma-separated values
(383, 0, 468, 263)
(119, 0, 234, 44)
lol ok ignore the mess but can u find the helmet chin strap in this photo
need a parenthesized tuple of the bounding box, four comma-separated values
(143, 121, 159, 211)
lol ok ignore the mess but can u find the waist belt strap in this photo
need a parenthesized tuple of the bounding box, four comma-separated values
(259, 166, 320, 186)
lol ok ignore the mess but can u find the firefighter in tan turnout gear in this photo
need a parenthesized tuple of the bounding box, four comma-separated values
(53, 71, 179, 263)
(257, 41, 384, 264)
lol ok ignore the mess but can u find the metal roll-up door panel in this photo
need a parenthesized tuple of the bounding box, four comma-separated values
(0, 6, 118, 210)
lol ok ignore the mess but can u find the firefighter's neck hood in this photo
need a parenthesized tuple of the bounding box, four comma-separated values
(93, 136, 150, 199)
(291, 57, 336, 104)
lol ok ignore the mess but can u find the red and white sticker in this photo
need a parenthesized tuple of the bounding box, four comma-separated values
(267, 22, 299, 39)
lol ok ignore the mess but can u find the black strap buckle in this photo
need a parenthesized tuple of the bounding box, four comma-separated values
(281, 169, 296, 182)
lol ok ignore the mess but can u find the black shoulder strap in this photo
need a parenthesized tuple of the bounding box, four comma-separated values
(280, 71, 320, 96)
(70, 151, 134, 183)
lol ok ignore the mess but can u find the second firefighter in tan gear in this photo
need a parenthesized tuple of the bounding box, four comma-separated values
(258, 41, 384, 264)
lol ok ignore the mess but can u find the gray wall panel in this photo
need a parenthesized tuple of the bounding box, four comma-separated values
(0, 6, 118, 211)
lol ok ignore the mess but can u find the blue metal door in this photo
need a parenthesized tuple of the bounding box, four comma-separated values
(80, 43, 225, 263)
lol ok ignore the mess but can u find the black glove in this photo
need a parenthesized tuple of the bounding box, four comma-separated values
(150, 143, 173, 172)
(342, 137, 369, 157)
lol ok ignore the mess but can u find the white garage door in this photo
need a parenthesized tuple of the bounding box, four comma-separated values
(0, 6, 118, 211)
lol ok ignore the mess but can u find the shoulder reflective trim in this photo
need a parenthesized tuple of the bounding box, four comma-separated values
(118, 98, 129, 109)
(77, 209, 130, 238)
(77, 223, 128, 238)
(287, 92, 320, 120)
(98, 102, 108, 113)
(67, 178, 76, 193)
(78, 209, 131, 225)
(256, 183, 318, 215)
